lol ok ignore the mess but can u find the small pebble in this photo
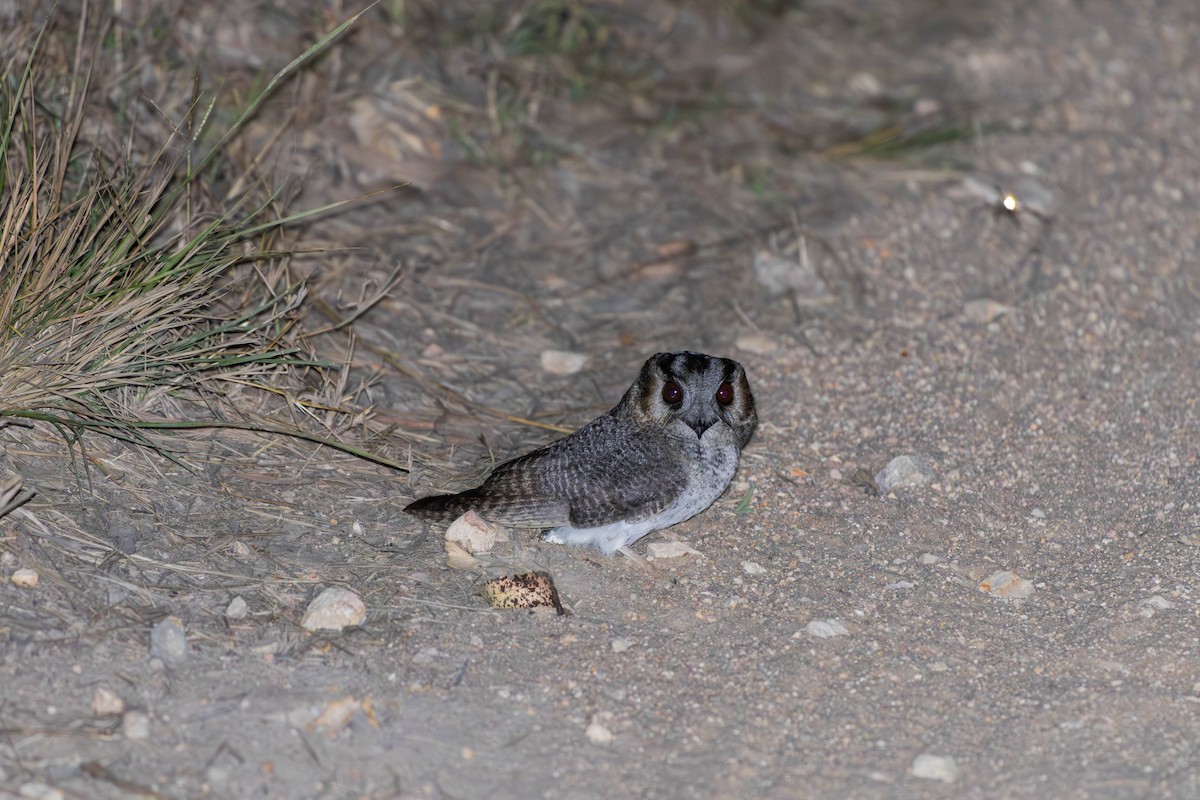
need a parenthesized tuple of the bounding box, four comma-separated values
(912, 753, 959, 783)
(847, 70, 883, 97)
(11, 567, 38, 588)
(634, 261, 684, 282)
(445, 540, 482, 570)
(540, 350, 588, 375)
(963, 298, 1011, 324)
(301, 587, 366, 632)
(150, 616, 189, 667)
(752, 249, 829, 297)
(225, 596, 249, 620)
(978, 570, 1034, 601)
(1030, 508, 1047, 519)
(874, 456, 935, 494)
(644, 541, 701, 560)
(310, 696, 360, 735)
(1139, 595, 1175, 617)
(411, 646, 440, 665)
(91, 687, 125, 716)
(735, 332, 778, 355)
(919, 553, 943, 565)
(610, 638, 634, 654)
(123, 710, 151, 740)
(17, 783, 63, 800)
(445, 510, 506, 555)
(741, 561, 766, 575)
(914, 97, 942, 116)
(285, 703, 321, 728)
(585, 720, 615, 746)
(804, 619, 849, 638)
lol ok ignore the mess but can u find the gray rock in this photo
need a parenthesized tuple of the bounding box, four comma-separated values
(225, 596, 248, 620)
(752, 248, 829, 298)
(874, 456, 935, 494)
(149, 616, 189, 668)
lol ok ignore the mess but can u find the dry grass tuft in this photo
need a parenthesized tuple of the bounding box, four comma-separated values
(0, 5, 398, 503)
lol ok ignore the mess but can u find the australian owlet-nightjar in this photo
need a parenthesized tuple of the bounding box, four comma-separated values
(405, 352, 757, 554)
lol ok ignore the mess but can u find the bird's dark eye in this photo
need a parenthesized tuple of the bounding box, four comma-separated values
(715, 382, 735, 406)
(662, 381, 684, 405)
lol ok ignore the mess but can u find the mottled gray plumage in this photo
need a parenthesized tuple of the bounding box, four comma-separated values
(405, 352, 757, 554)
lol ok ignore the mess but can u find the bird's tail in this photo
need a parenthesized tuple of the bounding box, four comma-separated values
(403, 490, 481, 521)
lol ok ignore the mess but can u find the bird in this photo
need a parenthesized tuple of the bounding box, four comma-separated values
(405, 352, 757, 555)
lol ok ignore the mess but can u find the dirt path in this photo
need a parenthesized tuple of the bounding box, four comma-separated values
(3, 1, 1199, 798)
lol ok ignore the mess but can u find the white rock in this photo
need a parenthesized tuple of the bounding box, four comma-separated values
(805, 619, 849, 638)
(301, 587, 366, 632)
(875, 456, 935, 494)
(645, 541, 701, 560)
(540, 350, 589, 375)
(741, 561, 767, 575)
(91, 687, 125, 716)
(11, 568, 38, 588)
(735, 332, 778, 355)
(445, 510, 506, 555)
(913, 97, 942, 116)
(610, 638, 635, 654)
(847, 71, 883, 97)
(963, 298, 1011, 324)
(225, 596, 248, 620)
(17, 783, 63, 800)
(444, 539, 482, 570)
(912, 753, 959, 783)
(978, 570, 1034, 601)
(585, 720, 615, 745)
(123, 710, 151, 740)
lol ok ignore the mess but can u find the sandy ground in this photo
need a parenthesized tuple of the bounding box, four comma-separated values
(2, 1, 1199, 798)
